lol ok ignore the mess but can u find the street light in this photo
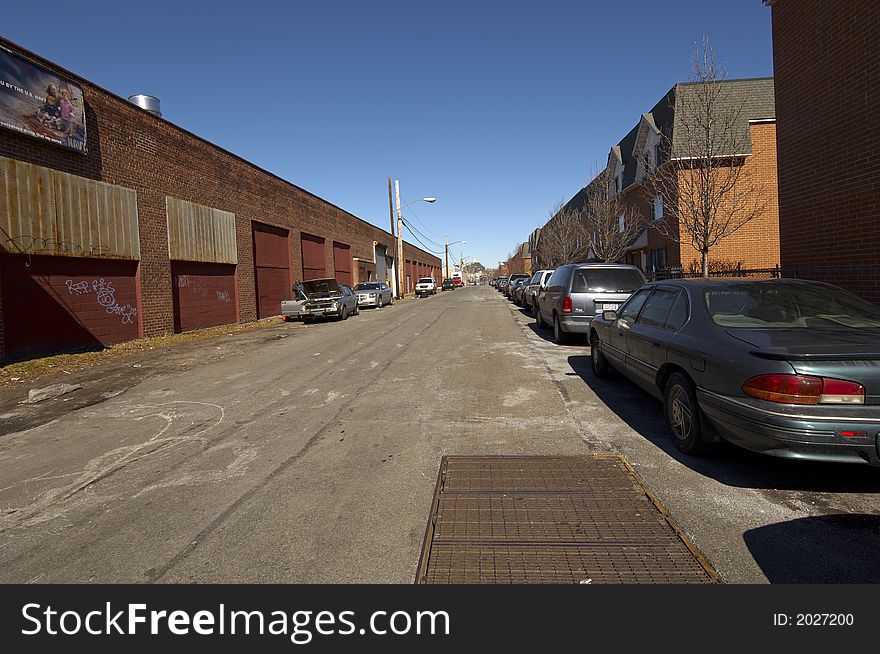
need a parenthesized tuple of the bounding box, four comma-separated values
(390, 178, 436, 299)
(445, 236, 466, 281)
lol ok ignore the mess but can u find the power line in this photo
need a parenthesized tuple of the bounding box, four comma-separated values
(400, 215, 445, 249)
(400, 221, 444, 256)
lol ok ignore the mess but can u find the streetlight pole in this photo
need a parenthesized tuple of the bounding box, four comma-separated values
(391, 180, 436, 300)
(444, 234, 449, 282)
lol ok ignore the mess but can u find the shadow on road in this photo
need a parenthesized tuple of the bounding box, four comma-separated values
(743, 514, 880, 582)
(526, 322, 589, 346)
(567, 354, 880, 493)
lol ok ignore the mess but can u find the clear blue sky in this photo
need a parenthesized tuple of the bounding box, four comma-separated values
(3, 1, 773, 269)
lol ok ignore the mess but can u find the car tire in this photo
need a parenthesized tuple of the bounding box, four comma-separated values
(664, 372, 715, 455)
(340, 306, 348, 321)
(532, 298, 540, 320)
(553, 314, 569, 344)
(377, 298, 383, 308)
(354, 305, 360, 316)
(535, 305, 546, 328)
(590, 332, 611, 378)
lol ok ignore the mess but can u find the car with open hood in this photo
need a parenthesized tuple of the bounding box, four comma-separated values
(299, 278, 359, 321)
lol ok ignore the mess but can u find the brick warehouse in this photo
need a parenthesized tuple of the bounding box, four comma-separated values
(0, 37, 441, 360)
(766, 1, 880, 303)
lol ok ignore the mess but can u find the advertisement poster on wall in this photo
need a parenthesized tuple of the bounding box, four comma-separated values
(0, 46, 87, 154)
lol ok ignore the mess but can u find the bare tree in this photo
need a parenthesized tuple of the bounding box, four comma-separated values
(645, 38, 769, 277)
(533, 200, 589, 268)
(583, 169, 647, 263)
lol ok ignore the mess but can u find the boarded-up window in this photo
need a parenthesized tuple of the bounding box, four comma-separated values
(0, 155, 139, 259)
(166, 197, 237, 264)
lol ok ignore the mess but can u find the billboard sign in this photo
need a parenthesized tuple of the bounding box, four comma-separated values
(0, 46, 87, 154)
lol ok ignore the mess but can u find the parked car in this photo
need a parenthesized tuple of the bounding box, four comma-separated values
(299, 278, 359, 321)
(442, 279, 456, 291)
(353, 281, 393, 308)
(524, 269, 555, 315)
(505, 274, 530, 298)
(589, 278, 880, 466)
(281, 283, 308, 321)
(452, 276, 464, 288)
(495, 276, 508, 292)
(535, 263, 646, 343)
(415, 277, 438, 297)
(510, 277, 529, 305)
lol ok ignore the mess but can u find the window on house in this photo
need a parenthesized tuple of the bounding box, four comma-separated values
(650, 247, 667, 271)
(653, 196, 664, 221)
(618, 213, 625, 233)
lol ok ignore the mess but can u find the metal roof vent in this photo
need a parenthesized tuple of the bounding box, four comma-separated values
(128, 94, 161, 117)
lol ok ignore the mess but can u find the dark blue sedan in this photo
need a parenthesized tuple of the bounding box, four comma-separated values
(589, 279, 880, 466)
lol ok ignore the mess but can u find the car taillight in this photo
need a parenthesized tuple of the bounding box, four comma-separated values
(562, 297, 572, 313)
(742, 374, 865, 405)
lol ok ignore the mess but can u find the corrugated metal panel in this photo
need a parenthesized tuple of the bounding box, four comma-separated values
(166, 197, 237, 264)
(0, 155, 139, 259)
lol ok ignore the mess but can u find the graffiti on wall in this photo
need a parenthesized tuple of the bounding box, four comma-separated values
(65, 278, 138, 325)
(176, 275, 232, 303)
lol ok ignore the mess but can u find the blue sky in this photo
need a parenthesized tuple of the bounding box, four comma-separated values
(3, 1, 773, 269)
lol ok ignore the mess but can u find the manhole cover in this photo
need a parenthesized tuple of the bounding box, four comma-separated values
(416, 455, 719, 584)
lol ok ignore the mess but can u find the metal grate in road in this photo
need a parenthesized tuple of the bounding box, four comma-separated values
(416, 455, 719, 584)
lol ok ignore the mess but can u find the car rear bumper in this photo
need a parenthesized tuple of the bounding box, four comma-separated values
(698, 390, 880, 466)
(558, 315, 594, 334)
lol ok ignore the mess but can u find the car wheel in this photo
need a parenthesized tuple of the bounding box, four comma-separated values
(590, 332, 611, 378)
(553, 314, 569, 344)
(378, 298, 383, 308)
(664, 372, 714, 455)
(535, 305, 546, 328)
(340, 306, 348, 321)
(354, 305, 360, 316)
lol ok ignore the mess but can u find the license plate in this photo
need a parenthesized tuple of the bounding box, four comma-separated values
(602, 303, 618, 310)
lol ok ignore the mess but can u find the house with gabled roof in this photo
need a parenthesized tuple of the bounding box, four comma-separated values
(559, 77, 779, 274)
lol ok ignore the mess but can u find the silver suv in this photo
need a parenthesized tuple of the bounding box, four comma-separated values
(535, 263, 646, 343)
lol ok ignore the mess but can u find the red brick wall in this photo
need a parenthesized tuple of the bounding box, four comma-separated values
(771, 0, 880, 302)
(0, 37, 440, 358)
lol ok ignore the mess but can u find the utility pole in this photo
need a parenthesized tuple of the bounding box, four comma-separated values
(444, 234, 449, 282)
(387, 176, 395, 292)
(395, 180, 404, 299)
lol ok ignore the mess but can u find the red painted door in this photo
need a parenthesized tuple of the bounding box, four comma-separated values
(171, 261, 236, 332)
(301, 233, 326, 281)
(0, 253, 139, 357)
(252, 222, 290, 319)
(333, 241, 352, 286)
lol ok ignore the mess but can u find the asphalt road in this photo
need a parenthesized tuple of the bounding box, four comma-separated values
(1, 286, 879, 583)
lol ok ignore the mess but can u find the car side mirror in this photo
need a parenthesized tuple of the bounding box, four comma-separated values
(602, 310, 618, 321)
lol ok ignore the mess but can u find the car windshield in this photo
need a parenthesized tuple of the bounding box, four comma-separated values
(571, 268, 644, 293)
(354, 283, 380, 291)
(418, 278, 434, 284)
(703, 282, 880, 329)
(302, 279, 340, 296)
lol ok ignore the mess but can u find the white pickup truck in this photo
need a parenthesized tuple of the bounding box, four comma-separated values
(414, 277, 437, 297)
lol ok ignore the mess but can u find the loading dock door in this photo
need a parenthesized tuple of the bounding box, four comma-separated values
(171, 261, 236, 332)
(333, 241, 352, 286)
(0, 253, 139, 357)
(301, 233, 326, 281)
(252, 222, 290, 319)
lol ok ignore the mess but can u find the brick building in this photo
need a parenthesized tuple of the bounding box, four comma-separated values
(0, 38, 440, 360)
(553, 78, 779, 274)
(766, 0, 880, 303)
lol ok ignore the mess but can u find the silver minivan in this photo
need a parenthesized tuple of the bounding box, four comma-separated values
(535, 263, 646, 343)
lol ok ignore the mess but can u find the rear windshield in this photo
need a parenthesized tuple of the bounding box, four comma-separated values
(571, 268, 645, 293)
(354, 283, 380, 291)
(703, 282, 880, 329)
